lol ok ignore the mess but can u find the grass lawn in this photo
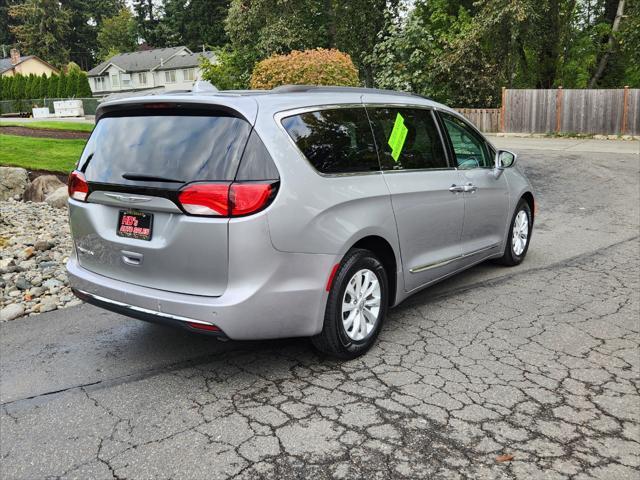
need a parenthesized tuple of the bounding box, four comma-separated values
(0, 120, 94, 132)
(0, 134, 85, 173)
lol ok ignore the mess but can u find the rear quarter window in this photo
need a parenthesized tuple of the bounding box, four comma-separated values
(281, 107, 379, 174)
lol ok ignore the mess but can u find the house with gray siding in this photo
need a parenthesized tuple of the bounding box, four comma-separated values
(87, 46, 216, 96)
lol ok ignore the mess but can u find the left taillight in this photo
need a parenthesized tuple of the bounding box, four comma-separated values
(68, 171, 89, 201)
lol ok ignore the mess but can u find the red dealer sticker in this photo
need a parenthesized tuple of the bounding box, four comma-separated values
(117, 210, 153, 241)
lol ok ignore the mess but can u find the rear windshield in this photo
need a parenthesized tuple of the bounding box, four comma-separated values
(80, 113, 252, 186)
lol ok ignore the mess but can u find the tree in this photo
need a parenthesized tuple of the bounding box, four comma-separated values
(132, 0, 171, 47)
(199, 47, 255, 90)
(0, 76, 5, 100)
(97, 7, 138, 61)
(57, 71, 67, 98)
(76, 72, 92, 97)
(66, 70, 78, 97)
(13, 74, 26, 99)
(3, 76, 14, 100)
(8, 0, 71, 68)
(40, 73, 49, 98)
(48, 74, 59, 97)
(59, 0, 127, 70)
(162, 0, 229, 50)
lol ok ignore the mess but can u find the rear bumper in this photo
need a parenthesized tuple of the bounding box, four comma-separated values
(66, 251, 336, 340)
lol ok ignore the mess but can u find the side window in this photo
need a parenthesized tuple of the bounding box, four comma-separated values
(441, 113, 492, 169)
(235, 129, 279, 180)
(367, 107, 448, 171)
(281, 107, 379, 174)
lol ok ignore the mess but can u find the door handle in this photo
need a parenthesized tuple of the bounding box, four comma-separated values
(449, 184, 477, 193)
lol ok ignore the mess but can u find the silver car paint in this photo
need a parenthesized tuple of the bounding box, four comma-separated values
(67, 89, 534, 340)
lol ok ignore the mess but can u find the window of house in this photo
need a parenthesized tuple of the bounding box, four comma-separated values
(281, 107, 379, 174)
(138, 72, 147, 85)
(182, 68, 195, 81)
(111, 74, 119, 88)
(164, 70, 176, 83)
(94, 77, 105, 91)
(121, 74, 131, 87)
(367, 107, 449, 171)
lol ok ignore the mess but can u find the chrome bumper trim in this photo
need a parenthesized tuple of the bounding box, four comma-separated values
(74, 289, 215, 326)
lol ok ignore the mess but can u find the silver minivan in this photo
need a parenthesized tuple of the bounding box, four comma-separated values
(67, 85, 534, 358)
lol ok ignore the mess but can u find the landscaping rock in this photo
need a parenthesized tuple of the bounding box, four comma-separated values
(44, 186, 69, 209)
(1, 304, 25, 321)
(24, 175, 65, 203)
(1, 199, 78, 320)
(0, 167, 28, 201)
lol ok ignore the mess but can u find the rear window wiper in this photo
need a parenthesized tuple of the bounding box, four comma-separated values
(122, 173, 184, 183)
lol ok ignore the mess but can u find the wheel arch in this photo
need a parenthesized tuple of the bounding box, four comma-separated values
(349, 235, 399, 307)
(521, 191, 535, 223)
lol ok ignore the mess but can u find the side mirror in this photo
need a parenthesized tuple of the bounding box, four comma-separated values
(496, 150, 517, 169)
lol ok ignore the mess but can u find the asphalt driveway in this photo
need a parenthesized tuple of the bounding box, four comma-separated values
(1, 137, 639, 479)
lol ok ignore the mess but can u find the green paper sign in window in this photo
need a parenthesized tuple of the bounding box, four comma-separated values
(387, 113, 408, 162)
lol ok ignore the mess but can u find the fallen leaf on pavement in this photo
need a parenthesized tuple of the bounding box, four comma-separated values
(496, 454, 514, 462)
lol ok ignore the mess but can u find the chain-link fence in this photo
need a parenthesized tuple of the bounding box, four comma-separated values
(0, 98, 99, 116)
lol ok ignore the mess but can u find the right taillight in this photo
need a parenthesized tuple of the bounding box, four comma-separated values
(177, 182, 276, 217)
(68, 171, 89, 201)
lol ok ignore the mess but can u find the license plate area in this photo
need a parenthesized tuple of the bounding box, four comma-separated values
(117, 210, 153, 241)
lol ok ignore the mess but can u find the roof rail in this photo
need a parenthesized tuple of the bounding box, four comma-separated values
(270, 84, 430, 100)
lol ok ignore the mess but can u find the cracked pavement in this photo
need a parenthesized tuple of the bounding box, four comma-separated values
(1, 138, 639, 479)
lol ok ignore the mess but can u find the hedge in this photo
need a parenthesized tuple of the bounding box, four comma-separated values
(250, 48, 359, 90)
(0, 72, 92, 101)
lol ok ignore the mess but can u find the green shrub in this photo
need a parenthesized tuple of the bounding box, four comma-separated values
(40, 73, 48, 98)
(250, 48, 359, 90)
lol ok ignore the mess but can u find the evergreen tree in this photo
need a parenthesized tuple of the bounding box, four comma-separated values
(48, 74, 59, 98)
(8, 0, 72, 68)
(57, 71, 67, 98)
(76, 72, 93, 97)
(66, 71, 78, 97)
(40, 73, 49, 98)
(24, 75, 33, 99)
(0, 77, 5, 100)
(14, 75, 26, 100)
(4, 77, 13, 100)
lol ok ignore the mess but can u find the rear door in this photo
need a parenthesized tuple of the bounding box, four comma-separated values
(70, 104, 254, 297)
(366, 105, 466, 292)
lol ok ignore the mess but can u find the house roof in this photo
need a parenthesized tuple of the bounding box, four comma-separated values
(88, 47, 215, 76)
(0, 55, 42, 74)
(155, 51, 216, 71)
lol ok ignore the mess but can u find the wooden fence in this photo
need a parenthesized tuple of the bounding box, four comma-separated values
(455, 108, 501, 133)
(501, 87, 639, 136)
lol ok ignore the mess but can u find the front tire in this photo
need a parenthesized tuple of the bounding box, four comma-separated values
(312, 248, 388, 359)
(496, 199, 532, 266)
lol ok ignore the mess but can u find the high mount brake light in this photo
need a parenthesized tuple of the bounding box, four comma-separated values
(177, 182, 276, 217)
(68, 171, 89, 201)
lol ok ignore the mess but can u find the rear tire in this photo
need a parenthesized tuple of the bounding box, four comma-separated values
(312, 248, 388, 359)
(496, 199, 532, 266)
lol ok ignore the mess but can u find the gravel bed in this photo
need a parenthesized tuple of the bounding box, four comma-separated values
(0, 200, 80, 321)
